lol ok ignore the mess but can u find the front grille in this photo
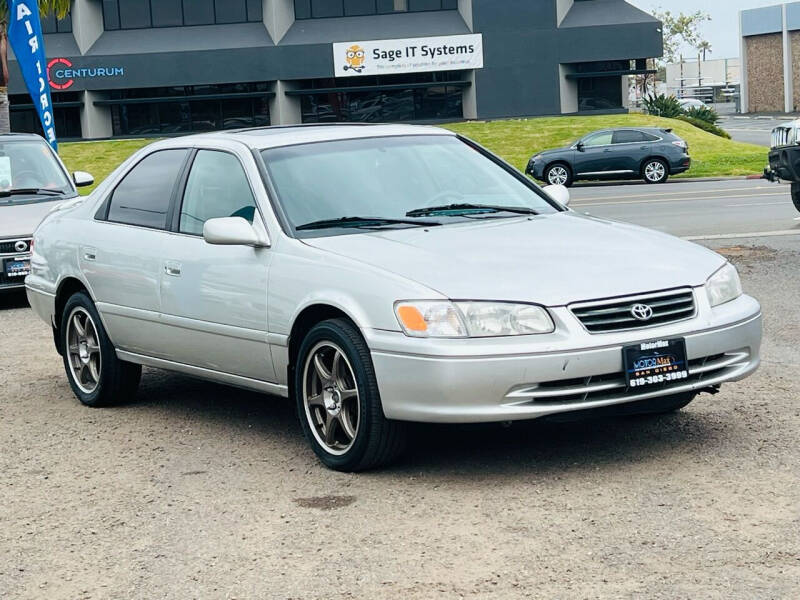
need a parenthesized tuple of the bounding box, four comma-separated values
(570, 288, 695, 333)
(508, 352, 747, 405)
(771, 125, 798, 148)
(0, 238, 31, 255)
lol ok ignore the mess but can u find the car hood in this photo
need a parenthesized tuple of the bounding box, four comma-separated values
(0, 199, 63, 239)
(303, 213, 726, 306)
(536, 146, 572, 157)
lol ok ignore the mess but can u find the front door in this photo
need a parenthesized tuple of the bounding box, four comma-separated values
(573, 131, 614, 176)
(158, 148, 275, 382)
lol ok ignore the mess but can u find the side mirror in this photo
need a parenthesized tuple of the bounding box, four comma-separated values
(73, 171, 94, 187)
(203, 217, 268, 247)
(543, 184, 570, 207)
(576, 142, 585, 152)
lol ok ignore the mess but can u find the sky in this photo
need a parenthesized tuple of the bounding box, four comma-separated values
(628, 0, 786, 60)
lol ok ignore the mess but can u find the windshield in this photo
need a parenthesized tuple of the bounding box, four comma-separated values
(261, 135, 560, 235)
(0, 140, 73, 204)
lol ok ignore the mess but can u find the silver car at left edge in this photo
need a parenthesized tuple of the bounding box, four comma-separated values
(0, 133, 93, 292)
(25, 124, 762, 471)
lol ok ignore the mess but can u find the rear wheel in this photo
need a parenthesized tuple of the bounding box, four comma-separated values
(295, 318, 406, 471)
(544, 163, 573, 187)
(792, 182, 800, 213)
(642, 158, 669, 184)
(61, 291, 141, 407)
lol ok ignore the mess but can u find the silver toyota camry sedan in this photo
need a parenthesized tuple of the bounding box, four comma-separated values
(26, 124, 762, 471)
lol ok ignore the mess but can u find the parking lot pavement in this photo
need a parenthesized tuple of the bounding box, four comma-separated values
(570, 178, 799, 239)
(2, 186, 800, 598)
(718, 115, 796, 147)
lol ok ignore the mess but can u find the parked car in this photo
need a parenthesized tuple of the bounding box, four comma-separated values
(763, 119, 800, 212)
(678, 98, 708, 110)
(27, 124, 761, 471)
(526, 127, 691, 186)
(0, 133, 93, 293)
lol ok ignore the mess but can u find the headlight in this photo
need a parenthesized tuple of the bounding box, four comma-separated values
(532, 154, 543, 161)
(706, 263, 742, 307)
(394, 301, 554, 338)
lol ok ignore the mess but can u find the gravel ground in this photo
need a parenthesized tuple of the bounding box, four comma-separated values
(1, 241, 799, 599)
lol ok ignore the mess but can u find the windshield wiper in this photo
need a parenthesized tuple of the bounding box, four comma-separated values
(296, 216, 441, 231)
(0, 188, 65, 198)
(406, 203, 538, 217)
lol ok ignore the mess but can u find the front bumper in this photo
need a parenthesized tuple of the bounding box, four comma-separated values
(367, 294, 761, 423)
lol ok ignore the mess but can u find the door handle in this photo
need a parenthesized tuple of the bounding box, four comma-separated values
(82, 247, 97, 261)
(164, 262, 182, 277)
(603, 148, 612, 152)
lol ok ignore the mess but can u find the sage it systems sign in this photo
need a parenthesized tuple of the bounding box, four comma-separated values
(333, 34, 483, 78)
(47, 57, 125, 90)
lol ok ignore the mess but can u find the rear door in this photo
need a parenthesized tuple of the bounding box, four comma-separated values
(82, 148, 190, 357)
(610, 129, 650, 173)
(157, 146, 275, 382)
(573, 131, 614, 175)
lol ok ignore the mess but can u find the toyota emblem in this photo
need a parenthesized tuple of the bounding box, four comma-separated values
(14, 240, 28, 253)
(630, 303, 654, 321)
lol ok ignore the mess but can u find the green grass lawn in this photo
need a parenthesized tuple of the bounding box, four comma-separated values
(443, 114, 766, 179)
(57, 114, 766, 194)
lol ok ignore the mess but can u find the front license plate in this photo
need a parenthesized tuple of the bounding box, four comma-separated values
(5, 258, 30, 278)
(623, 338, 688, 389)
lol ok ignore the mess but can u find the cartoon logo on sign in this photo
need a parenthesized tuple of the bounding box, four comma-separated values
(343, 45, 366, 73)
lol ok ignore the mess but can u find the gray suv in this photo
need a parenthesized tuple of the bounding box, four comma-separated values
(526, 127, 691, 186)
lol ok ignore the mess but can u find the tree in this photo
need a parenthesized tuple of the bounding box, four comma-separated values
(0, 1, 71, 136)
(651, 8, 711, 65)
(697, 40, 712, 62)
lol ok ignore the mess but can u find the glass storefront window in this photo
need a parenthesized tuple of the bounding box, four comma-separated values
(108, 84, 272, 136)
(295, 0, 457, 19)
(300, 85, 463, 123)
(10, 93, 82, 139)
(103, 0, 262, 30)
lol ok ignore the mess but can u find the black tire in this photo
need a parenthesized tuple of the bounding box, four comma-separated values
(60, 291, 141, 407)
(294, 318, 406, 472)
(544, 163, 573, 187)
(625, 392, 696, 416)
(642, 158, 669, 184)
(792, 182, 800, 213)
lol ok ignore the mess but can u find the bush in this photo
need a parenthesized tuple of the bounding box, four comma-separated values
(642, 93, 683, 118)
(676, 115, 731, 139)
(684, 105, 720, 124)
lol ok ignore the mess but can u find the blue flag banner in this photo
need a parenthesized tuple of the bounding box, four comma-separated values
(7, 0, 57, 150)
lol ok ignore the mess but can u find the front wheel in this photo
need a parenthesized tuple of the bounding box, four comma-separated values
(642, 159, 669, 184)
(295, 318, 406, 471)
(61, 291, 141, 407)
(792, 182, 800, 213)
(544, 163, 573, 187)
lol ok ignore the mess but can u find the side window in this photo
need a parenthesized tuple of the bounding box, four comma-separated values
(179, 150, 257, 236)
(642, 132, 660, 142)
(582, 132, 613, 147)
(107, 149, 188, 229)
(612, 130, 646, 144)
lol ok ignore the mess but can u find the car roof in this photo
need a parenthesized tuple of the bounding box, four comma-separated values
(588, 127, 671, 135)
(150, 123, 457, 152)
(0, 133, 49, 142)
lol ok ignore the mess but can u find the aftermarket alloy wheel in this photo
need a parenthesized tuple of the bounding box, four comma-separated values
(642, 159, 669, 184)
(295, 318, 406, 471)
(61, 291, 141, 407)
(544, 163, 573, 187)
